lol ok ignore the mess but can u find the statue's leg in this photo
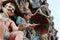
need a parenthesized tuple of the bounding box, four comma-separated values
(0, 18, 4, 40)
(9, 31, 23, 40)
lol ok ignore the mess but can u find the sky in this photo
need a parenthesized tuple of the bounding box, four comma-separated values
(47, 0, 60, 40)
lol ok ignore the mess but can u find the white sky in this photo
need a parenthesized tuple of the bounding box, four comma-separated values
(47, 0, 60, 40)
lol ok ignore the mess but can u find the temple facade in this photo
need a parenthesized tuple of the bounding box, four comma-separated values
(0, 0, 58, 40)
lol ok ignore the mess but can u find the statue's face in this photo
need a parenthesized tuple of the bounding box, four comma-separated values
(41, 0, 46, 2)
(50, 16, 53, 21)
(24, 13, 32, 21)
(5, 3, 15, 16)
(41, 0, 44, 2)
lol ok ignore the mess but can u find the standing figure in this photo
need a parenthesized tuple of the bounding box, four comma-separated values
(1, 3, 24, 40)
